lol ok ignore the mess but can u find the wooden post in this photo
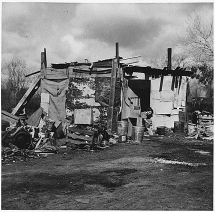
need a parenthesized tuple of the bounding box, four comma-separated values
(116, 42, 119, 65)
(41, 48, 47, 69)
(166, 48, 174, 91)
(41, 52, 45, 70)
(107, 43, 119, 134)
(44, 48, 47, 68)
(168, 48, 172, 71)
(107, 58, 118, 134)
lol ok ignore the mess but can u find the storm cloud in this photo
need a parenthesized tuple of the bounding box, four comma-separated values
(1, 2, 213, 69)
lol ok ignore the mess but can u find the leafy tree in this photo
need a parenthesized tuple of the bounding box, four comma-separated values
(190, 63, 213, 97)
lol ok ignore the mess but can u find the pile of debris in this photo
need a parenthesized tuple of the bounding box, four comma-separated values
(186, 110, 214, 140)
(1, 109, 119, 163)
(2, 144, 40, 164)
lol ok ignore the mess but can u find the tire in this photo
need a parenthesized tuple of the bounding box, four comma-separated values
(12, 130, 32, 149)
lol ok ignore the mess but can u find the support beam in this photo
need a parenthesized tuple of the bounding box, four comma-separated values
(11, 48, 46, 115)
(107, 58, 118, 134)
(11, 75, 41, 115)
(168, 48, 172, 70)
(2, 110, 19, 124)
(41, 48, 47, 69)
(107, 42, 119, 134)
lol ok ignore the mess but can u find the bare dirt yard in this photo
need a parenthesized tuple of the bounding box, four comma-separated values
(1, 134, 213, 210)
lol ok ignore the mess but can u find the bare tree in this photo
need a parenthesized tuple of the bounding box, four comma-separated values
(149, 53, 189, 69)
(1, 58, 30, 112)
(6, 59, 30, 92)
(185, 14, 213, 65)
(182, 13, 213, 98)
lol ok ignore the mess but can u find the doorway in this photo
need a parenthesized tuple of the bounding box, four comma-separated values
(128, 79, 151, 112)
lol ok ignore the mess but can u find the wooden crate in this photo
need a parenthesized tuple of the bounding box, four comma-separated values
(74, 108, 93, 125)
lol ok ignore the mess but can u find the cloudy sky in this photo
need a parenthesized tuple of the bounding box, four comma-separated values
(2, 1, 213, 72)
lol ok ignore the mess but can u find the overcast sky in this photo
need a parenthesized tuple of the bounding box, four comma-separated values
(1, 2, 213, 72)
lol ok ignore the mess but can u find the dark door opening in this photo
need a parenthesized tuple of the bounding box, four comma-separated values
(128, 79, 151, 112)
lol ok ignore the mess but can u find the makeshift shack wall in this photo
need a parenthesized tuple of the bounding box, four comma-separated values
(121, 78, 140, 119)
(150, 75, 187, 129)
(40, 78, 69, 126)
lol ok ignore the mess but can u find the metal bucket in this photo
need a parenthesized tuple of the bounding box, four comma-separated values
(117, 121, 128, 135)
(157, 126, 166, 135)
(117, 121, 128, 143)
(132, 126, 145, 143)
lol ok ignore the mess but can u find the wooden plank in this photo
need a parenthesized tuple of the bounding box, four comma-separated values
(171, 76, 175, 91)
(178, 76, 182, 94)
(25, 70, 40, 78)
(107, 58, 118, 134)
(67, 139, 89, 145)
(68, 127, 94, 136)
(123, 66, 192, 76)
(1, 110, 19, 124)
(11, 75, 41, 115)
(67, 133, 93, 142)
(167, 48, 172, 73)
(161, 48, 171, 92)
(107, 43, 119, 135)
(159, 75, 164, 92)
(93, 59, 112, 68)
(69, 72, 113, 78)
(41, 48, 47, 69)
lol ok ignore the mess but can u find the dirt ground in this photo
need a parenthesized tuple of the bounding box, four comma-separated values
(1, 134, 213, 210)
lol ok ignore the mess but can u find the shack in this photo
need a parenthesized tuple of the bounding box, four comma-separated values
(6, 45, 193, 139)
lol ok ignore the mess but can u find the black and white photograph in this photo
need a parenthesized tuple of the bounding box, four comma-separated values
(1, 1, 213, 210)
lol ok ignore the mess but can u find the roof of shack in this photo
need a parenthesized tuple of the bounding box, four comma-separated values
(123, 66, 193, 76)
(51, 57, 193, 77)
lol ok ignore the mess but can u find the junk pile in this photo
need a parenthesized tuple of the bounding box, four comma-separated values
(186, 110, 214, 140)
(1, 108, 119, 162)
(65, 124, 118, 151)
(2, 111, 58, 162)
(2, 144, 40, 163)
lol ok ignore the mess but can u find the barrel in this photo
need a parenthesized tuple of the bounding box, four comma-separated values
(157, 126, 165, 135)
(117, 120, 128, 142)
(132, 126, 145, 143)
